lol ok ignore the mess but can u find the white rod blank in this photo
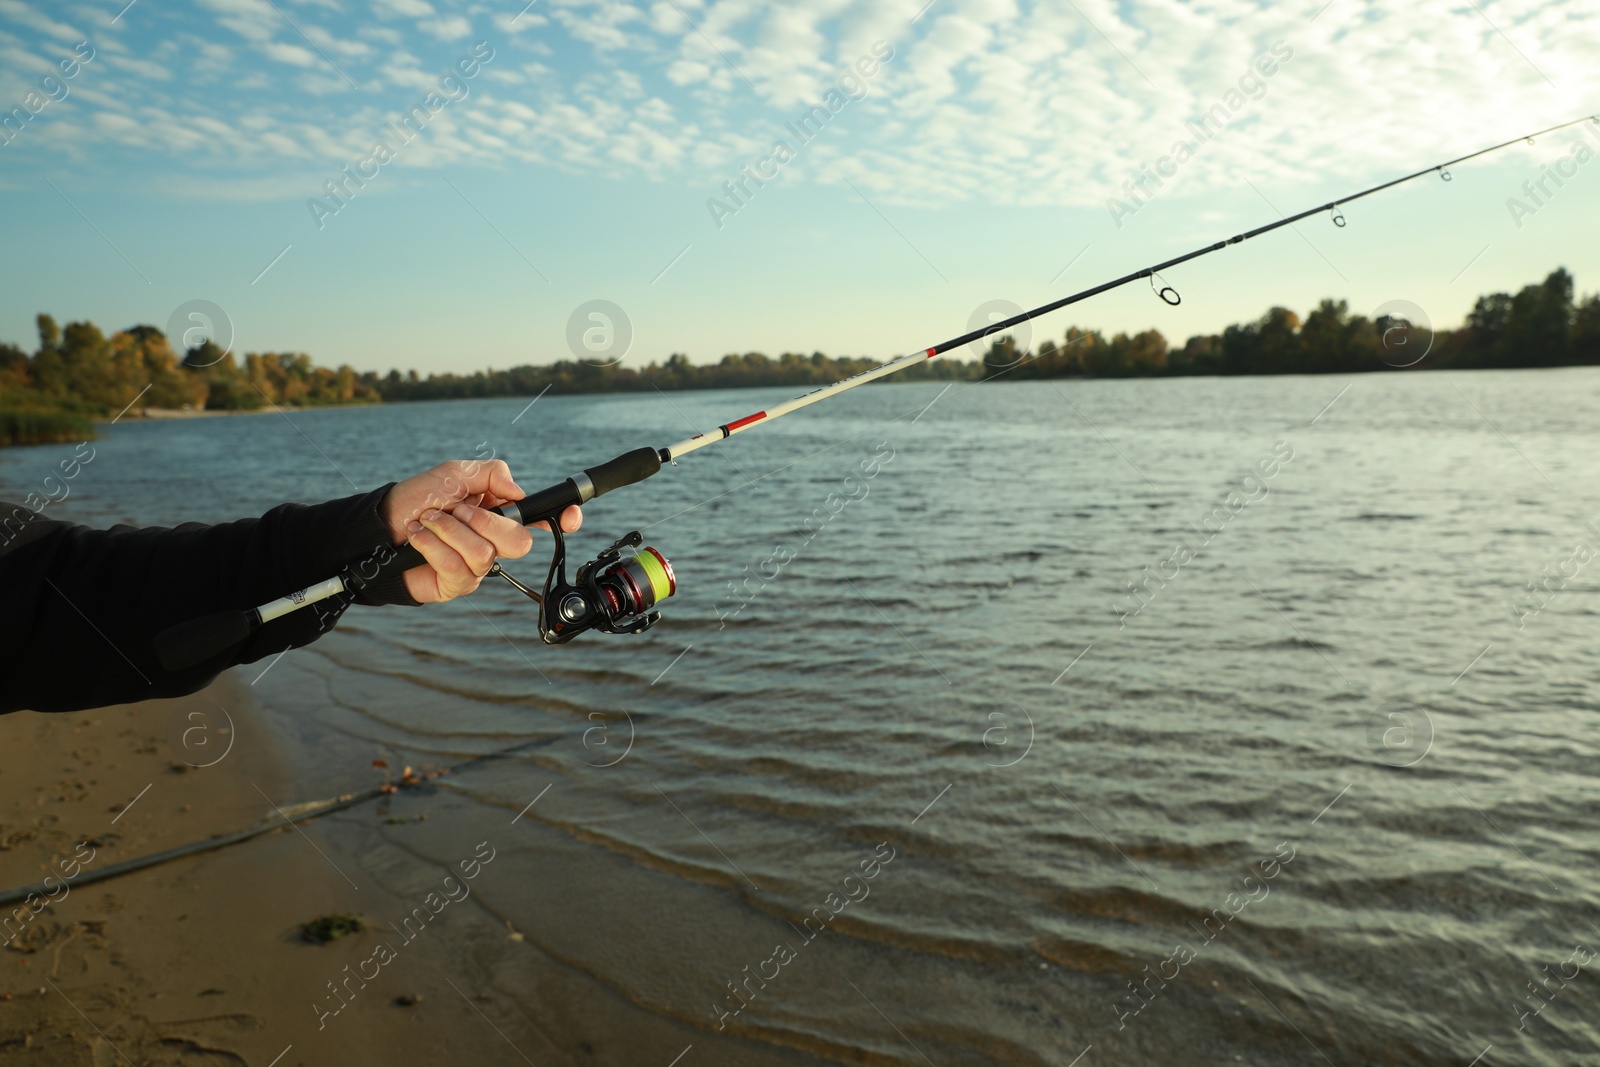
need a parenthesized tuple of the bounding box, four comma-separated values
(661, 348, 936, 461)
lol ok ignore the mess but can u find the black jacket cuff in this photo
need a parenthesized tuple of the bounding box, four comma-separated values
(269, 481, 418, 607)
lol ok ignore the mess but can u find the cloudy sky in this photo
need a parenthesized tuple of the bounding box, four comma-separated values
(1, 0, 1597, 373)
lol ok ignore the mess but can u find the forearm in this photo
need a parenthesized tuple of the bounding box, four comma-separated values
(0, 487, 415, 714)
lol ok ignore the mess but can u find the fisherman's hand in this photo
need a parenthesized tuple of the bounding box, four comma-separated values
(381, 460, 583, 603)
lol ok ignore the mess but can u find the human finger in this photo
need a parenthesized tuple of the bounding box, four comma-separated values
(451, 502, 534, 560)
(449, 458, 524, 506)
(403, 520, 481, 602)
(418, 508, 498, 578)
(527, 504, 583, 536)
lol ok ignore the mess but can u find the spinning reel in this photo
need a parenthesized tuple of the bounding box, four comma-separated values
(492, 522, 677, 644)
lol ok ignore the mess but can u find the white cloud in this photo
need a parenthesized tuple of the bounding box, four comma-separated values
(187, 35, 237, 66)
(378, 48, 435, 89)
(261, 40, 319, 66)
(499, 8, 547, 34)
(418, 14, 471, 39)
(551, 0, 649, 51)
(195, 0, 280, 43)
(663, 57, 710, 86)
(301, 23, 372, 58)
(0, 0, 82, 43)
(299, 69, 356, 94)
(0, 0, 1594, 217)
(103, 51, 174, 81)
(370, 0, 434, 16)
(0, 41, 55, 86)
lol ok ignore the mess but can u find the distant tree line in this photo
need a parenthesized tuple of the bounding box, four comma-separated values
(368, 349, 970, 402)
(988, 268, 1600, 379)
(2, 268, 1597, 447)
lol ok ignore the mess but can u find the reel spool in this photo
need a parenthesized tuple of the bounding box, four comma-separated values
(592, 545, 676, 621)
(494, 525, 677, 644)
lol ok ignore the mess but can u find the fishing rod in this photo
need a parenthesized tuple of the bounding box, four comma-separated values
(152, 113, 1600, 673)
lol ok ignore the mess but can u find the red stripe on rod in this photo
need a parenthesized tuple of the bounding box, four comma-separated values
(926, 347, 938, 358)
(726, 411, 767, 432)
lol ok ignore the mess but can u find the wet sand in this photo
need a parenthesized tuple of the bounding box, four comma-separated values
(0, 672, 821, 1067)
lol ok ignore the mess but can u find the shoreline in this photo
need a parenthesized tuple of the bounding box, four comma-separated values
(10, 357, 1593, 437)
(0, 663, 834, 1067)
(249, 646, 846, 1067)
(120, 406, 275, 420)
(0, 672, 448, 1065)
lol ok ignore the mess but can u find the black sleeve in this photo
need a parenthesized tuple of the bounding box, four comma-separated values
(0, 486, 418, 714)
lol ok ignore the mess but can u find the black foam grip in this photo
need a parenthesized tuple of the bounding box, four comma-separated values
(510, 479, 584, 525)
(363, 457, 653, 582)
(154, 609, 258, 672)
(584, 447, 661, 499)
(367, 479, 580, 581)
(373, 542, 427, 579)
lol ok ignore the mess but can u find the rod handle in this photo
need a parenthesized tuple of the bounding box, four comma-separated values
(506, 477, 586, 526)
(369, 472, 593, 582)
(375, 542, 427, 576)
(384, 452, 659, 576)
(582, 447, 662, 500)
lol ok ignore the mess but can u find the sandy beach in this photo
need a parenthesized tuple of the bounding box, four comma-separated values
(0, 671, 413, 1065)
(0, 671, 829, 1067)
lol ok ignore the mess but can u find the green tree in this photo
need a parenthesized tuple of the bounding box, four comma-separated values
(1573, 292, 1600, 363)
(1500, 269, 1575, 367)
(31, 313, 67, 396)
(1218, 307, 1301, 375)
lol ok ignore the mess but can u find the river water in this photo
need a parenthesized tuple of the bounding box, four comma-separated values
(9, 369, 1600, 1065)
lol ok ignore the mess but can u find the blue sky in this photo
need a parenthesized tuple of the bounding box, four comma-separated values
(1, 0, 1597, 374)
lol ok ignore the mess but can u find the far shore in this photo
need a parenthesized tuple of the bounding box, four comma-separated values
(120, 406, 267, 420)
(32, 359, 1600, 442)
